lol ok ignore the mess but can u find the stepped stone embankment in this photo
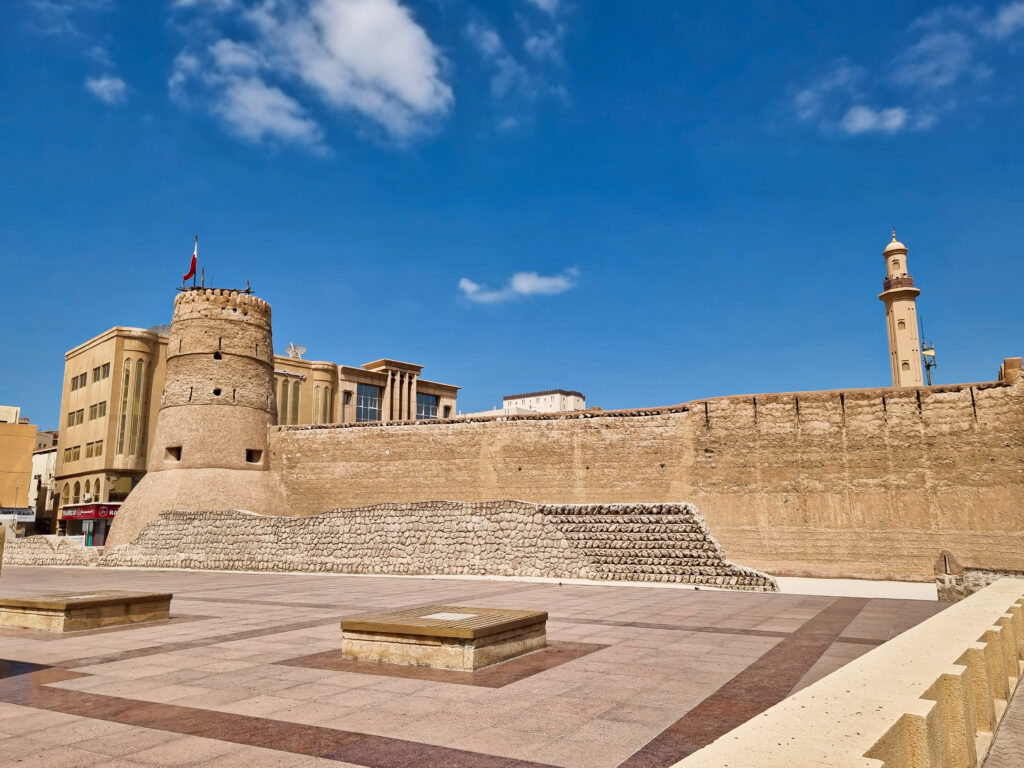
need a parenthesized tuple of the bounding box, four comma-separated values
(100, 501, 776, 591)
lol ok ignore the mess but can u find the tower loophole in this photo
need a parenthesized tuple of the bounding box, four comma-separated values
(213, 388, 222, 397)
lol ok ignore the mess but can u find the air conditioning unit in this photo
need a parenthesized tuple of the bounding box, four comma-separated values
(82, 493, 92, 502)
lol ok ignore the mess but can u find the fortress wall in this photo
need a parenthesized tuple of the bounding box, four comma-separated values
(269, 379, 1024, 581)
(101, 502, 775, 590)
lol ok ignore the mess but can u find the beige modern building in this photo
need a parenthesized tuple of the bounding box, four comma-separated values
(879, 230, 924, 387)
(273, 356, 458, 426)
(0, 420, 37, 511)
(0, 405, 23, 424)
(53, 322, 458, 541)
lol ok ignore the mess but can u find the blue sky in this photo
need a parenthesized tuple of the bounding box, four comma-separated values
(2, 0, 1023, 427)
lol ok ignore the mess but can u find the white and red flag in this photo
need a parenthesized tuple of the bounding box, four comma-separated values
(183, 236, 197, 282)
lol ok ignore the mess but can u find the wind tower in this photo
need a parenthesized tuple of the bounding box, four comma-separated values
(878, 229, 924, 387)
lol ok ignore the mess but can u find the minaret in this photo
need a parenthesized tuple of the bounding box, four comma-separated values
(878, 230, 924, 387)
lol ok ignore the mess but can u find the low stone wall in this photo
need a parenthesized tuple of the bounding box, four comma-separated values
(2, 535, 101, 567)
(101, 501, 776, 591)
(676, 578, 1024, 768)
(938, 567, 1024, 601)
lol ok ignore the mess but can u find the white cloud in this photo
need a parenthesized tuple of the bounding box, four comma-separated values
(789, 2, 1024, 137)
(459, 268, 578, 304)
(889, 30, 976, 90)
(985, 1, 1024, 39)
(27, 0, 110, 36)
(791, 62, 862, 123)
(526, 0, 559, 15)
(170, 0, 452, 148)
(84, 75, 127, 104)
(172, 0, 235, 9)
(839, 105, 908, 134)
(215, 77, 324, 148)
(524, 28, 564, 62)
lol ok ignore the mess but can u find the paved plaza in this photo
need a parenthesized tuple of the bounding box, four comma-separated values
(0, 567, 966, 767)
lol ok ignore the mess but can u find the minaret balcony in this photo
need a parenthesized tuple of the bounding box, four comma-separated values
(882, 275, 915, 290)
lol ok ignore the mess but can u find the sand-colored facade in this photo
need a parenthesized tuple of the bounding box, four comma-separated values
(879, 232, 925, 387)
(0, 422, 38, 509)
(54, 303, 458, 534)
(107, 286, 1024, 585)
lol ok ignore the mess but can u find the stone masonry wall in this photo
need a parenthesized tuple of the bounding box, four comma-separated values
(3, 535, 101, 567)
(101, 501, 776, 591)
(268, 378, 1024, 582)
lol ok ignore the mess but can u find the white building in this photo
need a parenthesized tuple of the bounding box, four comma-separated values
(459, 389, 587, 418)
(503, 389, 586, 413)
(28, 446, 58, 535)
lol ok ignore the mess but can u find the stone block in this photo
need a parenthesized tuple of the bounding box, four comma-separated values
(0, 590, 172, 632)
(341, 605, 547, 671)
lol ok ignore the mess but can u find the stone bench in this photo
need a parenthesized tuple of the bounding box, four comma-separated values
(0, 591, 173, 632)
(341, 605, 547, 671)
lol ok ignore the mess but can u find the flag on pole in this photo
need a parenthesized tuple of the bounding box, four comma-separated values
(183, 236, 198, 282)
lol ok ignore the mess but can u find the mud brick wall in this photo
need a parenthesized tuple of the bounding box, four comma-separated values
(101, 501, 776, 591)
(268, 379, 1024, 582)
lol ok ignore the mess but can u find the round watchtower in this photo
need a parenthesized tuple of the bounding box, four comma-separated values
(107, 288, 288, 548)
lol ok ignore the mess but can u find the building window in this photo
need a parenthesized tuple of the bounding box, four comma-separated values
(278, 378, 289, 424)
(89, 404, 97, 420)
(71, 372, 88, 391)
(116, 359, 132, 454)
(324, 386, 332, 423)
(61, 484, 69, 506)
(73, 481, 80, 504)
(443, 405, 452, 418)
(101, 362, 110, 379)
(902, 361, 911, 372)
(128, 358, 146, 456)
(313, 387, 321, 425)
(97, 401, 106, 417)
(416, 393, 439, 420)
(83, 479, 91, 499)
(897, 320, 906, 330)
(291, 380, 300, 424)
(356, 383, 380, 422)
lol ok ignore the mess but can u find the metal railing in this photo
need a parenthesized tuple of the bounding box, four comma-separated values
(882, 275, 915, 290)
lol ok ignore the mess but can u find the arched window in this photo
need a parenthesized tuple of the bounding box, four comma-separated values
(291, 380, 300, 424)
(116, 359, 132, 453)
(128, 358, 146, 455)
(279, 379, 289, 424)
(313, 387, 321, 425)
(324, 386, 332, 423)
(897, 320, 906, 330)
(62, 484, 70, 507)
(73, 481, 81, 504)
(93, 477, 101, 501)
(901, 361, 911, 372)
(84, 480, 91, 499)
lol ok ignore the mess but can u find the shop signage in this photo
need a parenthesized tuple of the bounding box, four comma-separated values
(61, 503, 120, 520)
(0, 507, 35, 522)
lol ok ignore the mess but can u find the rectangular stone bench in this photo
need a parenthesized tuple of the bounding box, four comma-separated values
(341, 605, 547, 671)
(0, 591, 173, 632)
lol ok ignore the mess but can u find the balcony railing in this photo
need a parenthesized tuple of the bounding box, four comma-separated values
(882, 275, 915, 291)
